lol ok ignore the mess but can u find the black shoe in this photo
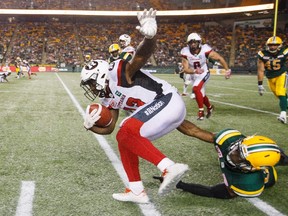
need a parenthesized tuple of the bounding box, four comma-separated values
(153, 175, 163, 183)
(277, 148, 288, 166)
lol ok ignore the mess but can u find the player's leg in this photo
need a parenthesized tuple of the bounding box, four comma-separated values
(193, 73, 210, 120)
(274, 74, 287, 123)
(113, 92, 188, 202)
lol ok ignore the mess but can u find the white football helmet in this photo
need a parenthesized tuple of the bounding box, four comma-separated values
(187, 33, 202, 50)
(80, 60, 110, 100)
(119, 34, 131, 47)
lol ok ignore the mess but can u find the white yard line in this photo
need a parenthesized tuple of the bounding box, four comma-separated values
(15, 181, 35, 216)
(210, 99, 278, 116)
(55, 73, 161, 216)
(248, 198, 286, 216)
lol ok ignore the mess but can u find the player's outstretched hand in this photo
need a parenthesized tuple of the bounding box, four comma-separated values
(136, 8, 157, 39)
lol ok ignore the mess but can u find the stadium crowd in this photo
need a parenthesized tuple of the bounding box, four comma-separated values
(1, 19, 286, 71)
(0, 0, 275, 11)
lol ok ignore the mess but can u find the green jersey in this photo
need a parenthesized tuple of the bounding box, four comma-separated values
(257, 47, 288, 79)
(214, 129, 277, 197)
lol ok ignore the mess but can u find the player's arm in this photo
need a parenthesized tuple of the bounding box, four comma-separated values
(176, 181, 237, 199)
(257, 58, 265, 83)
(126, 38, 156, 81)
(181, 57, 194, 74)
(208, 50, 231, 79)
(208, 51, 229, 70)
(125, 8, 157, 82)
(87, 109, 119, 135)
(181, 57, 204, 74)
(177, 119, 214, 143)
(153, 176, 237, 199)
(257, 58, 265, 95)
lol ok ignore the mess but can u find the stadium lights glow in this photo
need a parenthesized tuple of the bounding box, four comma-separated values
(0, 3, 274, 16)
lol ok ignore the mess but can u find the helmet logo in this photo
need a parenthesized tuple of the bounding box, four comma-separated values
(85, 60, 98, 70)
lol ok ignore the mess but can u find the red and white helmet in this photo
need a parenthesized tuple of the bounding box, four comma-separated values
(119, 34, 131, 47)
(187, 33, 202, 50)
(187, 33, 202, 43)
(80, 60, 110, 100)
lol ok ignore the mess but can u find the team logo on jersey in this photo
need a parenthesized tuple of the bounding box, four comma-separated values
(85, 61, 98, 70)
(115, 90, 122, 97)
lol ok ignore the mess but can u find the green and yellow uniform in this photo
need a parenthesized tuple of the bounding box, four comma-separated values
(214, 129, 277, 197)
(257, 47, 288, 97)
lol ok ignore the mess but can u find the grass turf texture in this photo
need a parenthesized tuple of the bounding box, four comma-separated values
(0, 72, 287, 216)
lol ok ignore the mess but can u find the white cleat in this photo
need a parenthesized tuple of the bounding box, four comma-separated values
(190, 93, 196, 99)
(112, 188, 149, 204)
(158, 163, 189, 196)
(277, 111, 287, 124)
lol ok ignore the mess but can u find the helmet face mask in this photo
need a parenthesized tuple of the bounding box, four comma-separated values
(119, 34, 131, 47)
(266, 36, 283, 53)
(227, 136, 280, 172)
(80, 60, 109, 100)
(85, 54, 91, 62)
(109, 44, 120, 59)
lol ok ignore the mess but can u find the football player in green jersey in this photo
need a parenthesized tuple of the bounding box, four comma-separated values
(154, 127, 288, 199)
(257, 36, 288, 124)
(107, 43, 121, 63)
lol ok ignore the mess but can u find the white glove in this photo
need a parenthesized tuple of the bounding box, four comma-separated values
(136, 8, 157, 39)
(83, 105, 101, 129)
(225, 69, 231, 79)
(258, 85, 265, 96)
(195, 67, 204, 74)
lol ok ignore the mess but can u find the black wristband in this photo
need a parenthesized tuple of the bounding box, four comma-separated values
(258, 81, 263, 85)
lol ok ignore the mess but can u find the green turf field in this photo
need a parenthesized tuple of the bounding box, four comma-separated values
(0, 72, 287, 216)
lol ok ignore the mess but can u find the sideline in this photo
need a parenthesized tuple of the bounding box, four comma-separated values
(15, 181, 35, 216)
(55, 73, 161, 216)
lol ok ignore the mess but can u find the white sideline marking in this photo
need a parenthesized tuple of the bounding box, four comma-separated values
(247, 198, 286, 216)
(56, 73, 161, 216)
(15, 181, 35, 216)
(210, 99, 278, 116)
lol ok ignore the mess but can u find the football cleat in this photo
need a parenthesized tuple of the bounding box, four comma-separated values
(190, 93, 196, 99)
(277, 111, 287, 124)
(197, 110, 204, 120)
(158, 163, 189, 196)
(112, 188, 149, 204)
(206, 105, 214, 118)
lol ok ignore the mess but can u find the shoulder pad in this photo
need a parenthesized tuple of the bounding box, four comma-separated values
(215, 129, 242, 145)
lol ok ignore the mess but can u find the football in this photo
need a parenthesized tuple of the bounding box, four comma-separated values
(89, 103, 112, 127)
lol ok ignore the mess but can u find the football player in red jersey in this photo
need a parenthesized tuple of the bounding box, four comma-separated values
(80, 9, 214, 204)
(181, 33, 231, 120)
